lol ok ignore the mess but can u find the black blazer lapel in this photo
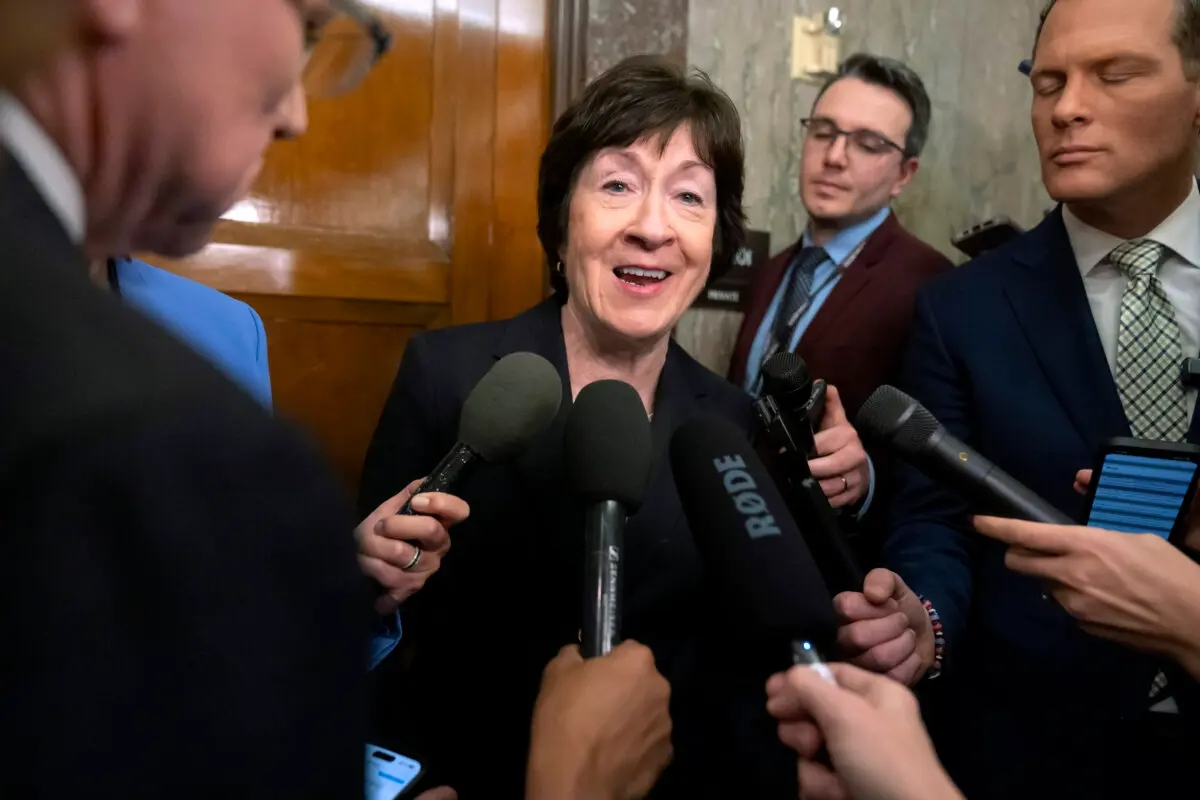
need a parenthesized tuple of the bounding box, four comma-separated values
(1002, 208, 1130, 447)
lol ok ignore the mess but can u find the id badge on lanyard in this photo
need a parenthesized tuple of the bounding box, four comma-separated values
(760, 238, 868, 364)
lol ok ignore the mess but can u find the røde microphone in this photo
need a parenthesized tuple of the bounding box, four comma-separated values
(671, 415, 838, 670)
(400, 351, 562, 514)
(565, 379, 652, 659)
(856, 385, 1072, 525)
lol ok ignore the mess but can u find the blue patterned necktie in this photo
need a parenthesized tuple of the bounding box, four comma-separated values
(761, 245, 828, 369)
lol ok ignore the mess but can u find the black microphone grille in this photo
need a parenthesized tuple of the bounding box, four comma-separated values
(762, 351, 809, 389)
(855, 385, 939, 453)
(565, 379, 652, 511)
(459, 352, 563, 462)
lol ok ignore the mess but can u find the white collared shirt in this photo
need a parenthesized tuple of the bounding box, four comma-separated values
(1062, 184, 1200, 419)
(0, 91, 85, 243)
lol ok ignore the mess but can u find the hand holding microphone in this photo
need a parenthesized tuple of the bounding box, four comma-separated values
(809, 385, 870, 509)
(833, 569, 935, 687)
(355, 479, 469, 615)
(766, 663, 964, 800)
(365, 352, 562, 609)
(527, 642, 673, 800)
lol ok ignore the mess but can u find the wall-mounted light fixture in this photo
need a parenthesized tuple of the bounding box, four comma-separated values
(792, 8, 843, 83)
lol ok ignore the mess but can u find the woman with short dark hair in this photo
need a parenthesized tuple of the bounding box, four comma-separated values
(360, 55, 854, 798)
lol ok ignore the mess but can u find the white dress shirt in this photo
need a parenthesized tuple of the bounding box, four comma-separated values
(1063, 184, 1200, 420)
(0, 91, 84, 243)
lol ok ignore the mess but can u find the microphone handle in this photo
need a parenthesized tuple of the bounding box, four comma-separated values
(399, 442, 480, 515)
(789, 476, 865, 593)
(582, 499, 625, 658)
(925, 428, 1073, 525)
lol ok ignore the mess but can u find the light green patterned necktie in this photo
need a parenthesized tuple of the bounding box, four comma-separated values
(1110, 239, 1189, 442)
(1107, 238, 1185, 707)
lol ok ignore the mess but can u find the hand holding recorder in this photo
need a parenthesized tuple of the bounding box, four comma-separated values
(767, 663, 963, 800)
(527, 642, 673, 800)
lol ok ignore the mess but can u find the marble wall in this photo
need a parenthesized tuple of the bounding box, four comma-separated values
(585, 0, 689, 80)
(583, 0, 1053, 371)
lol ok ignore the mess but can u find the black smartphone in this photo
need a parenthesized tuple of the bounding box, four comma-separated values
(1084, 437, 1200, 543)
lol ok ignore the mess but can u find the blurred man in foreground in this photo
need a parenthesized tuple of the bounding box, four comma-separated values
(0, 1, 78, 88)
(0, 2, 675, 797)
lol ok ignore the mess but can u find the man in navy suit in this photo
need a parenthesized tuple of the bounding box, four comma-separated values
(834, 0, 1200, 797)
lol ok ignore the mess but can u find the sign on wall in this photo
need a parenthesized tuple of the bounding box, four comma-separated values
(692, 229, 771, 311)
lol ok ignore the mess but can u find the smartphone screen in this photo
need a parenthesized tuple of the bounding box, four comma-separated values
(365, 744, 423, 800)
(1086, 451, 1199, 538)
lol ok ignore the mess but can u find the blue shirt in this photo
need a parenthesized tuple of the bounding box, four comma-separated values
(743, 207, 892, 515)
(114, 258, 272, 408)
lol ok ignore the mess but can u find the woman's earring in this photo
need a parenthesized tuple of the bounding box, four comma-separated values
(555, 261, 565, 275)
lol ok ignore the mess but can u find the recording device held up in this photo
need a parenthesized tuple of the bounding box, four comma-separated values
(671, 415, 839, 674)
(755, 352, 826, 460)
(398, 351, 563, 515)
(565, 379, 653, 658)
(754, 352, 863, 593)
(856, 385, 1072, 525)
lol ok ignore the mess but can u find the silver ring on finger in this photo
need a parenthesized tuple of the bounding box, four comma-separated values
(840, 475, 849, 493)
(401, 544, 423, 572)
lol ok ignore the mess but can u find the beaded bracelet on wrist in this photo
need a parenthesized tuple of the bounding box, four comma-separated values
(919, 595, 945, 680)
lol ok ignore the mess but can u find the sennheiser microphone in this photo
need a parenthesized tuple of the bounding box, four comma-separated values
(400, 351, 562, 514)
(856, 385, 1072, 525)
(670, 415, 838, 671)
(565, 380, 652, 659)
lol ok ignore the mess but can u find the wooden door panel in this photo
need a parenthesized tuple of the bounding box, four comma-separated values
(252, 296, 449, 489)
(143, 0, 549, 492)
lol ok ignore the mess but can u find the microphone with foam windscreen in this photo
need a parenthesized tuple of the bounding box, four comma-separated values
(565, 380, 652, 658)
(671, 415, 838, 672)
(757, 352, 826, 461)
(399, 351, 562, 515)
(754, 352, 862, 594)
(856, 385, 1072, 525)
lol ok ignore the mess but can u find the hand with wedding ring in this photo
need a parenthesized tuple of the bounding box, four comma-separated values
(808, 385, 871, 508)
(355, 478, 470, 615)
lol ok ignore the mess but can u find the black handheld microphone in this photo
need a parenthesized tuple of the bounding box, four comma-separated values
(755, 352, 862, 593)
(565, 380, 652, 658)
(756, 352, 826, 462)
(400, 351, 562, 514)
(856, 385, 1072, 525)
(671, 415, 838, 671)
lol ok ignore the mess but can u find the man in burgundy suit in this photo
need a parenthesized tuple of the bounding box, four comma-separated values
(729, 53, 951, 562)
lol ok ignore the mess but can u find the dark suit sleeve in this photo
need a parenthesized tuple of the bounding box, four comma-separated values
(882, 287, 981, 663)
(358, 334, 449, 518)
(1, 405, 367, 799)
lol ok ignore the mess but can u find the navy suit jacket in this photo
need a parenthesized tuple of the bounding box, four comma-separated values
(885, 207, 1199, 797)
(359, 297, 799, 799)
